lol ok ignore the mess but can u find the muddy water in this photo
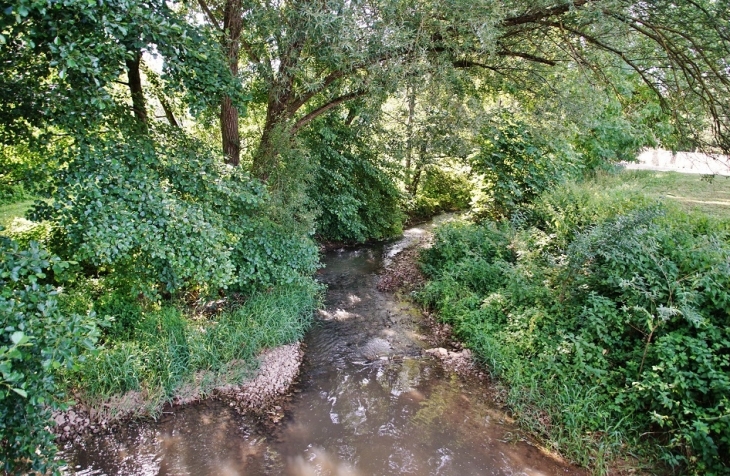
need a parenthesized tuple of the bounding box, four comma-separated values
(61, 219, 582, 476)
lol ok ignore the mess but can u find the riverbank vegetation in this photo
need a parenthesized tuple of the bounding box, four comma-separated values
(418, 172, 730, 474)
(2, 0, 730, 473)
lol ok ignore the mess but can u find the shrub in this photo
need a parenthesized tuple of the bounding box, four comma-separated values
(304, 115, 403, 242)
(0, 234, 102, 474)
(419, 185, 730, 474)
(0, 144, 58, 205)
(31, 125, 318, 298)
(409, 167, 472, 220)
(470, 113, 577, 219)
(0, 218, 52, 248)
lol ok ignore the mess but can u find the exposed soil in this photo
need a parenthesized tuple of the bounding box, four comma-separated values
(376, 237, 428, 293)
(376, 231, 489, 383)
(53, 342, 304, 443)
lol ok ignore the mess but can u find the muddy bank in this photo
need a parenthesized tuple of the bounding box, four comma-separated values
(376, 230, 488, 383)
(53, 343, 303, 442)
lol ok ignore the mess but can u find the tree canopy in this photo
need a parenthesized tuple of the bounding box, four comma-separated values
(187, 0, 729, 178)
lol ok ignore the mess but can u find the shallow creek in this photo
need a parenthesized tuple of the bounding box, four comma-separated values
(61, 218, 583, 475)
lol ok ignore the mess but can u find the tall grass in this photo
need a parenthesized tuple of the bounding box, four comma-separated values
(66, 281, 322, 413)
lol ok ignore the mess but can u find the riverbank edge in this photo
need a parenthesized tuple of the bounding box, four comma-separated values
(52, 342, 304, 443)
(376, 229, 604, 474)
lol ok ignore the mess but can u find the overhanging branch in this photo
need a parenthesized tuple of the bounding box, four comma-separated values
(292, 90, 366, 134)
(497, 50, 557, 66)
(503, 0, 594, 28)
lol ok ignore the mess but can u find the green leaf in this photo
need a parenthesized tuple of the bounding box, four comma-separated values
(12, 388, 28, 398)
(10, 331, 27, 346)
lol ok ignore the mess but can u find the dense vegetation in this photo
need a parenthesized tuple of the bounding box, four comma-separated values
(2, 0, 729, 472)
(419, 174, 730, 474)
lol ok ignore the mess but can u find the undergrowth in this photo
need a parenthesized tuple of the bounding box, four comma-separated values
(60, 280, 322, 414)
(418, 179, 730, 474)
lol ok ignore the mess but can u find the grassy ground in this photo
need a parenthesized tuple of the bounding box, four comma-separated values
(0, 199, 35, 228)
(62, 282, 321, 415)
(599, 169, 730, 220)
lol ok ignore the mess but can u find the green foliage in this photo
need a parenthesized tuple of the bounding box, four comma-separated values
(69, 281, 321, 406)
(408, 167, 472, 220)
(0, 183, 31, 206)
(471, 113, 577, 219)
(232, 219, 320, 292)
(0, 144, 58, 203)
(0, 235, 102, 474)
(419, 182, 730, 474)
(1, 0, 245, 141)
(305, 115, 403, 242)
(30, 125, 318, 297)
(570, 95, 664, 174)
(1, 218, 51, 249)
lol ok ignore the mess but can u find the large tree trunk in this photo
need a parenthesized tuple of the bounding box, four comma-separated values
(220, 0, 243, 166)
(126, 51, 147, 124)
(221, 96, 240, 165)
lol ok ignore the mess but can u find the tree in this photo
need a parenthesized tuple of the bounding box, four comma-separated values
(0, 0, 245, 143)
(189, 0, 728, 181)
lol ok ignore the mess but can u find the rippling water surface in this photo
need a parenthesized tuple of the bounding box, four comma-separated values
(61, 218, 583, 476)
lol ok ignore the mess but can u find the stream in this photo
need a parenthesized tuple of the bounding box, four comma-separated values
(61, 217, 583, 476)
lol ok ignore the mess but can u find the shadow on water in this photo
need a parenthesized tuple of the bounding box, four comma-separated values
(61, 217, 584, 476)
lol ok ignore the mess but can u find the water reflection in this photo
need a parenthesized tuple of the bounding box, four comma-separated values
(62, 220, 583, 476)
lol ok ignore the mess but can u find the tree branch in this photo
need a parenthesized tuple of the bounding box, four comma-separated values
(502, 0, 594, 28)
(452, 60, 500, 72)
(197, 0, 221, 30)
(292, 90, 366, 134)
(538, 21, 671, 111)
(497, 50, 557, 66)
(286, 70, 347, 116)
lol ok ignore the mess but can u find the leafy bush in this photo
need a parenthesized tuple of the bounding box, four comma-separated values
(409, 167, 472, 220)
(471, 113, 577, 219)
(0, 144, 58, 205)
(32, 125, 318, 297)
(419, 184, 730, 474)
(304, 115, 403, 242)
(0, 234, 102, 474)
(0, 218, 52, 248)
